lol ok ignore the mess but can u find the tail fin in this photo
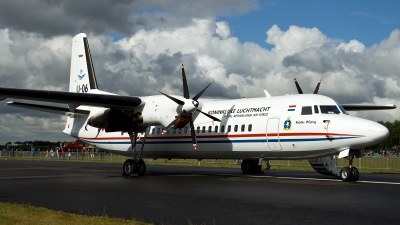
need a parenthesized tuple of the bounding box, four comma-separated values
(69, 33, 98, 93)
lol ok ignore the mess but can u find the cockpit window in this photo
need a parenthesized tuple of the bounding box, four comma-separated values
(335, 101, 347, 115)
(301, 106, 312, 115)
(320, 105, 341, 114)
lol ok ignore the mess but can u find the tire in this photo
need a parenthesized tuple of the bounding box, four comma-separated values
(351, 167, 359, 182)
(123, 159, 135, 176)
(241, 160, 261, 174)
(241, 160, 252, 174)
(340, 167, 353, 182)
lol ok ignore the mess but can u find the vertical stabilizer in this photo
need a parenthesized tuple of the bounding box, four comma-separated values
(65, 33, 98, 137)
(69, 33, 98, 93)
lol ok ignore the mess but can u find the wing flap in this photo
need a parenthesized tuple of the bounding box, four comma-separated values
(0, 87, 142, 109)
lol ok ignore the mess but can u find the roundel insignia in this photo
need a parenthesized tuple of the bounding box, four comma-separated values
(283, 116, 291, 130)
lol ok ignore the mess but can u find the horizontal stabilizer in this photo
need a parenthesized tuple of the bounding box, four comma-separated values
(342, 104, 396, 111)
(7, 101, 90, 116)
(0, 87, 142, 109)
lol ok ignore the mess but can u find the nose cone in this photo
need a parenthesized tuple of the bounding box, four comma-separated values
(367, 122, 389, 144)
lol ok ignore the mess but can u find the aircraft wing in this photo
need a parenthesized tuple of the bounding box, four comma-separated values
(6, 101, 90, 116)
(0, 87, 142, 110)
(342, 104, 396, 111)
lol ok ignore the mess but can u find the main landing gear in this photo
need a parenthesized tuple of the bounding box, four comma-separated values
(122, 127, 150, 177)
(339, 150, 361, 182)
(241, 159, 262, 174)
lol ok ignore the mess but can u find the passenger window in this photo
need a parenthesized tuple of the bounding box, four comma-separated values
(184, 127, 188, 133)
(167, 129, 170, 134)
(248, 124, 252, 132)
(234, 125, 238, 132)
(214, 126, 218, 133)
(314, 105, 319, 114)
(157, 128, 160, 134)
(152, 128, 155, 134)
(227, 125, 231, 132)
(301, 106, 312, 115)
(208, 126, 212, 133)
(197, 126, 200, 133)
(173, 128, 176, 134)
(178, 128, 182, 134)
(202, 126, 206, 133)
(221, 125, 225, 132)
(241, 125, 245, 132)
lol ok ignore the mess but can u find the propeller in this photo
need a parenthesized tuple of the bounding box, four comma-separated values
(294, 78, 322, 94)
(159, 64, 221, 149)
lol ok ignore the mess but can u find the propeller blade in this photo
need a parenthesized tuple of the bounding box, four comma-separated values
(193, 81, 214, 101)
(158, 91, 185, 105)
(182, 64, 190, 99)
(197, 109, 221, 122)
(313, 79, 322, 94)
(294, 78, 303, 94)
(189, 114, 197, 149)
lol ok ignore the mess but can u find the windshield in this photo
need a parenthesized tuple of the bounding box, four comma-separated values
(335, 101, 347, 115)
(320, 105, 341, 114)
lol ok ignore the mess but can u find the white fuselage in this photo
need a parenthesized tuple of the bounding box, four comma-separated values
(64, 94, 388, 160)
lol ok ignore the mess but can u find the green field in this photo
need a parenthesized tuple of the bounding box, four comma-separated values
(0, 202, 151, 225)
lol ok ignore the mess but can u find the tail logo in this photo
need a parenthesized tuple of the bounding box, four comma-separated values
(77, 69, 86, 80)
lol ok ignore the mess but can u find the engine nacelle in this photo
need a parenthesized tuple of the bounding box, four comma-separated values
(173, 115, 190, 128)
(87, 109, 143, 132)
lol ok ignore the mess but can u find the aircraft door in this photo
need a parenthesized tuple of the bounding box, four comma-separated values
(267, 118, 282, 150)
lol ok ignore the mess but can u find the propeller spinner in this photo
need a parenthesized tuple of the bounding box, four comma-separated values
(159, 64, 220, 149)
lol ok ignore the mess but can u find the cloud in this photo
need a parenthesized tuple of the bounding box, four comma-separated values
(0, 0, 257, 38)
(1, 11, 400, 144)
(283, 48, 344, 73)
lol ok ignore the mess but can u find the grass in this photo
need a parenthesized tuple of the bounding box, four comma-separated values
(0, 202, 152, 225)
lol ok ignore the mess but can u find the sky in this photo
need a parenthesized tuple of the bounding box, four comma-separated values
(0, 0, 400, 145)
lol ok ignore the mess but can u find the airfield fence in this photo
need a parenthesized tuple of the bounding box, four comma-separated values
(1, 150, 400, 172)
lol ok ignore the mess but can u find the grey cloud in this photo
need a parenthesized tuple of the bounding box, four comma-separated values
(282, 48, 343, 73)
(373, 80, 386, 98)
(0, 0, 256, 38)
(0, 0, 141, 37)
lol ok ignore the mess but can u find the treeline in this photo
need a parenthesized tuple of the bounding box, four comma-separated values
(367, 120, 400, 151)
(1, 140, 78, 151)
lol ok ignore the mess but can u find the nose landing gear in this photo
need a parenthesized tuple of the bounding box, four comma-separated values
(339, 149, 362, 182)
(122, 127, 150, 177)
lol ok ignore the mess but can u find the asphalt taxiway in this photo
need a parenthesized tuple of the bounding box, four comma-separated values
(1, 159, 400, 225)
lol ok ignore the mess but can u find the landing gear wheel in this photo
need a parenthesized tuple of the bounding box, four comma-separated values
(241, 160, 262, 174)
(137, 159, 146, 176)
(340, 167, 353, 182)
(351, 167, 359, 182)
(241, 160, 252, 174)
(122, 159, 135, 177)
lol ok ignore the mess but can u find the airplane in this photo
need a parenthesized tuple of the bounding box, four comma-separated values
(0, 33, 396, 182)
